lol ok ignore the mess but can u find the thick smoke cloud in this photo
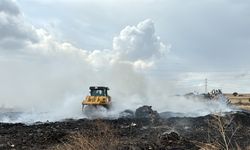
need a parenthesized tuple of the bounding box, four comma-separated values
(0, 0, 166, 118)
(0, 0, 232, 122)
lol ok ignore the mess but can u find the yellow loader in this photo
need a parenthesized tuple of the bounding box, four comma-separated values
(82, 86, 111, 111)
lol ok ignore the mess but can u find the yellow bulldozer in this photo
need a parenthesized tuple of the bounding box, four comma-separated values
(82, 86, 111, 111)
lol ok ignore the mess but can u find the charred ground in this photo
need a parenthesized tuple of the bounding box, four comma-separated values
(0, 106, 250, 150)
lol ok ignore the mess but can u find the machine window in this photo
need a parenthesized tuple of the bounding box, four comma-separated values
(91, 89, 105, 96)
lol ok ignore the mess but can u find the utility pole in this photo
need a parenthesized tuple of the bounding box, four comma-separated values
(205, 78, 208, 93)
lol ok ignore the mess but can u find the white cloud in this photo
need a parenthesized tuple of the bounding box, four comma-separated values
(23, 18, 167, 70)
(133, 59, 154, 70)
(113, 19, 168, 62)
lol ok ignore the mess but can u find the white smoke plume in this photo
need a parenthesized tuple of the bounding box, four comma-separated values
(0, 0, 233, 123)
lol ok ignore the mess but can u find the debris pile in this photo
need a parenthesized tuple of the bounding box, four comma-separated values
(0, 106, 249, 150)
(135, 105, 161, 124)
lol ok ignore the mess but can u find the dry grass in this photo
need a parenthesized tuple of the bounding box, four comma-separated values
(196, 142, 220, 150)
(237, 105, 250, 111)
(54, 120, 119, 150)
(52, 112, 247, 150)
(206, 113, 241, 150)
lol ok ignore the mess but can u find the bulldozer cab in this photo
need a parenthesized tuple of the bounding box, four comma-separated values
(90, 86, 109, 96)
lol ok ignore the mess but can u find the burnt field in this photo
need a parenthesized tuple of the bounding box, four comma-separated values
(0, 106, 250, 150)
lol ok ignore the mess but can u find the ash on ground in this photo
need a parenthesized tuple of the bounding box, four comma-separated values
(0, 105, 250, 150)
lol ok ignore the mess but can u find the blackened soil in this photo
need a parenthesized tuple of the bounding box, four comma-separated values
(0, 111, 250, 150)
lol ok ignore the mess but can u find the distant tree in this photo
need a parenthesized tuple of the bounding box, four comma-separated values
(233, 92, 238, 96)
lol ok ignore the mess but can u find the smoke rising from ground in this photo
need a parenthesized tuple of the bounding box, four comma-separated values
(0, 0, 233, 123)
